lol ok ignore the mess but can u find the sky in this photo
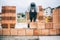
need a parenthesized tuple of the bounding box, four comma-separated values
(0, 0, 60, 13)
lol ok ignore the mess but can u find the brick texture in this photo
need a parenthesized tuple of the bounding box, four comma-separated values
(41, 29, 49, 35)
(2, 29, 10, 35)
(56, 29, 60, 35)
(53, 23, 60, 29)
(11, 29, 17, 35)
(26, 29, 33, 36)
(30, 22, 37, 28)
(0, 29, 2, 35)
(53, 15, 58, 24)
(33, 29, 42, 36)
(49, 29, 57, 35)
(45, 22, 53, 29)
(37, 22, 45, 29)
(17, 28, 25, 36)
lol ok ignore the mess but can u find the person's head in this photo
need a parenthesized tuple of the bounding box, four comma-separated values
(30, 2, 36, 8)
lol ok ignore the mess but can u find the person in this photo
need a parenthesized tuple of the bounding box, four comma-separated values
(27, 2, 38, 28)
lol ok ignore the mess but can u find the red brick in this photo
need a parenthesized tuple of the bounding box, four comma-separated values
(11, 29, 17, 35)
(56, 29, 60, 35)
(53, 15, 58, 23)
(53, 9, 58, 15)
(33, 29, 42, 36)
(38, 20, 45, 23)
(53, 23, 60, 29)
(58, 24, 60, 29)
(4, 13, 9, 16)
(38, 11, 43, 16)
(0, 29, 2, 35)
(30, 22, 37, 28)
(45, 22, 53, 29)
(2, 29, 10, 35)
(17, 28, 25, 36)
(58, 16, 60, 24)
(37, 22, 45, 29)
(38, 16, 44, 21)
(49, 29, 57, 35)
(26, 29, 33, 36)
(41, 29, 49, 35)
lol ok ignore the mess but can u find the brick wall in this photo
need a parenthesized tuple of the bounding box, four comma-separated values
(0, 28, 60, 36)
(0, 6, 60, 36)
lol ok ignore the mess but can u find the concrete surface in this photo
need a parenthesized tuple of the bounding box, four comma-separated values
(0, 36, 60, 40)
(39, 36, 60, 40)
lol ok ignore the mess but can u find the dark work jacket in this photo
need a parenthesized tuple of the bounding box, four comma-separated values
(29, 8, 37, 18)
